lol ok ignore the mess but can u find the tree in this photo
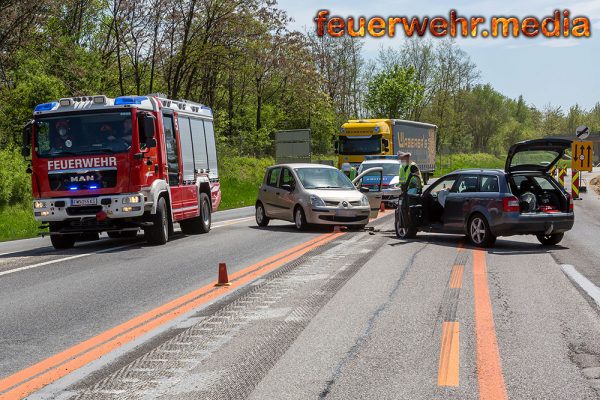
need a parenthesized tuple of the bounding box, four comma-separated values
(364, 66, 423, 119)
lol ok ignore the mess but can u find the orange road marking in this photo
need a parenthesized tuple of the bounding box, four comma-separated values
(473, 249, 508, 400)
(0, 231, 344, 400)
(449, 265, 464, 289)
(438, 321, 460, 386)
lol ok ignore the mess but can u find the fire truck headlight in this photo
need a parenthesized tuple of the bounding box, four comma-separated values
(124, 195, 141, 204)
(34, 201, 46, 209)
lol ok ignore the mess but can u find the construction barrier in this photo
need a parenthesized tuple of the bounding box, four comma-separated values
(558, 165, 567, 188)
(572, 169, 580, 199)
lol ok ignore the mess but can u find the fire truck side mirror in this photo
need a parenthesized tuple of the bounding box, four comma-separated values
(21, 121, 33, 159)
(138, 112, 156, 148)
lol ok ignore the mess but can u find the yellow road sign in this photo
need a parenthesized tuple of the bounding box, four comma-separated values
(572, 141, 593, 172)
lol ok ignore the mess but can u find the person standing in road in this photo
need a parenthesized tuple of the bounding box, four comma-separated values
(341, 163, 357, 180)
(398, 151, 422, 190)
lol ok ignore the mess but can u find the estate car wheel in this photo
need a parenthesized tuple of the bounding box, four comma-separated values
(144, 196, 170, 245)
(50, 234, 76, 249)
(468, 214, 496, 248)
(536, 233, 564, 246)
(255, 202, 270, 227)
(294, 206, 308, 231)
(395, 207, 417, 239)
(180, 193, 211, 234)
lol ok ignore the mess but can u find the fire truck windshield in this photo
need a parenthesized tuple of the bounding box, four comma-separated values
(339, 135, 382, 155)
(34, 111, 133, 157)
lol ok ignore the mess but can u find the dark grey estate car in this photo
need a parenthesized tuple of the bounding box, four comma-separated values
(395, 138, 575, 247)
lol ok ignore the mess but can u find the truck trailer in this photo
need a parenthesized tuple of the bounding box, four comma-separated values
(336, 119, 437, 183)
(22, 95, 221, 249)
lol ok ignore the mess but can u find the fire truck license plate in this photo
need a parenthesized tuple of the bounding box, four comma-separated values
(72, 198, 97, 206)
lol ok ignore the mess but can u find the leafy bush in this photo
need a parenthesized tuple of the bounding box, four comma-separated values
(0, 148, 32, 206)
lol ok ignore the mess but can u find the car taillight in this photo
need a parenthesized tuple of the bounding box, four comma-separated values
(503, 196, 520, 212)
(569, 193, 573, 211)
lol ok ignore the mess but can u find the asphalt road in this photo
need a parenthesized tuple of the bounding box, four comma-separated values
(1, 177, 600, 399)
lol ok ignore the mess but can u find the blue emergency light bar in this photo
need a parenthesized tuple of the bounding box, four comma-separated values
(114, 96, 148, 106)
(34, 102, 58, 112)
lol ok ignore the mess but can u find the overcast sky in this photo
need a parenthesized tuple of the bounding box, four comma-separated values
(277, 0, 600, 112)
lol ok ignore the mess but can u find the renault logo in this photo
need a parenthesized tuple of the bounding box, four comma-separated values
(342, 201, 348, 208)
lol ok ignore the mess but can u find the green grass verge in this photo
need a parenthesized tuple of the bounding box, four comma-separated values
(0, 203, 39, 242)
(434, 153, 505, 176)
(217, 156, 274, 210)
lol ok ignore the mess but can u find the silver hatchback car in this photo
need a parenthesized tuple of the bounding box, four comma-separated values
(255, 164, 383, 230)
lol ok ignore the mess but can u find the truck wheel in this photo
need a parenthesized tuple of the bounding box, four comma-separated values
(536, 233, 564, 246)
(468, 213, 496, 248)
(255, 202, 270, 227)
(50, 234, 76, 249)
(180, 193, 211, 234)
(144, 196, 170, 245)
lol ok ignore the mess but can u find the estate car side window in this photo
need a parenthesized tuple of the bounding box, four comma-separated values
(479, 175, 500, 192)
(454, 175, 479, 193)
(280, 168, 295, 189)
(267, 168, 281, 187)
(430, 176, 457, 195)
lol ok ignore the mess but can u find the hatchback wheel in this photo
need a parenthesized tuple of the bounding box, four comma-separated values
(294, 206, 308, 231)
(255, 202, 270, 227)
(468, 214, 495, 248)
(536, 233, 564, 246)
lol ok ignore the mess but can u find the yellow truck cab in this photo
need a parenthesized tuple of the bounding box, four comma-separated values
(336, 118, 437, 184)
(336, 119, 392, 168)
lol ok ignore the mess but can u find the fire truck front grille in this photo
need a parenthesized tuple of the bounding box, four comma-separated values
(49, 169, 117, 191)
(66, 206, 102, 216)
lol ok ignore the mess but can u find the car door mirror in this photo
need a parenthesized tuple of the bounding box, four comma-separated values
(281, 184, 293, 192)
(359, 186, 370, 193)
(138, 112, 156, 149)
(21, 120, 33, 160)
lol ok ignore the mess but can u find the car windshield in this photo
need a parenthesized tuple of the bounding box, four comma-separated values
(359, 163, 399, 176)
(294, 167, 355, 190)
(34, 111, 133, 157)
(339, 136, 381, 155)
(509, 150, 560, 169)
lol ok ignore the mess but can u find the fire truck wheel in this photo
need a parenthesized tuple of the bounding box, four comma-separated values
(180, 193, 211, 234)
(50, 234, 76, 249)
(144, 196, 170, 245)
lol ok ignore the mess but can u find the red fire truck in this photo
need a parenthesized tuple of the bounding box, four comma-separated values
(21, 95, 221, 249)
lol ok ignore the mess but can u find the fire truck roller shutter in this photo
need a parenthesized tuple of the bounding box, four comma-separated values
(190, 118, 209, 173)
(177, 116, 195, 182)
(203, 120, 218, 179)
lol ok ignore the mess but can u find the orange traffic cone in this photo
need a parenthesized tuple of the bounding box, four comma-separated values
(215, 262, 231, 286)
(380, 202, 385, 212)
